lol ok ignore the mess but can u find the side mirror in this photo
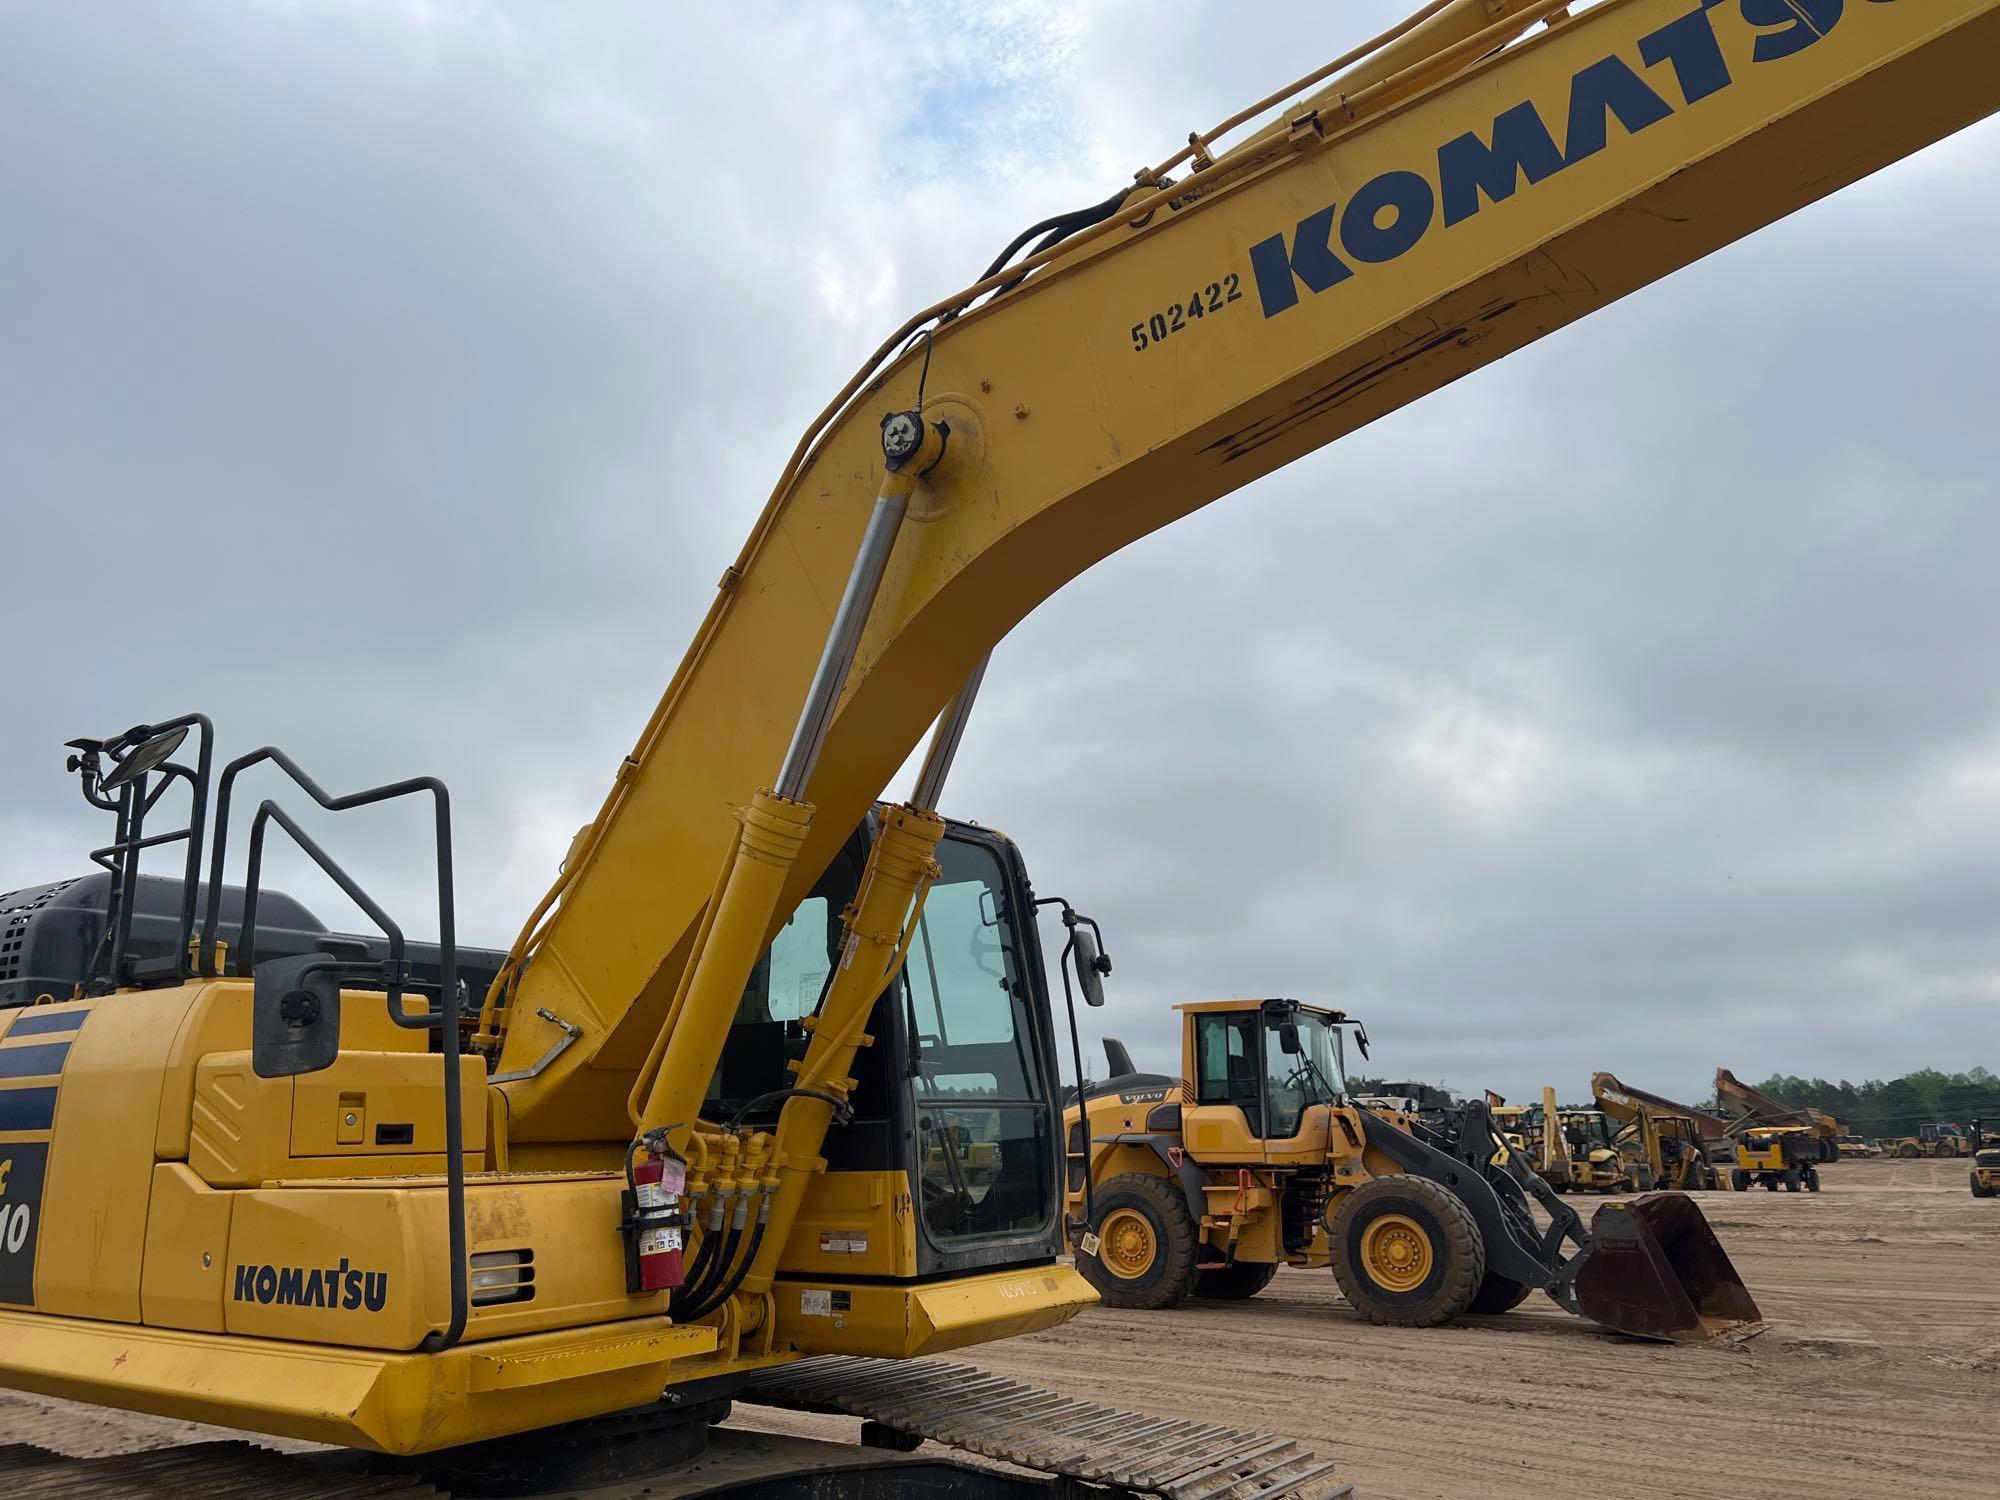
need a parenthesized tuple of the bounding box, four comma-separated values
(253, 953, 342, 1078)
(1278, 1020, 1301, 1056)
(1353, 1024, 1371, 1062)
(1071, 925, 1109, 1008)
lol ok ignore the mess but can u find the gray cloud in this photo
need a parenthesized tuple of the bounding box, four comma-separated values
(3, 2, 1994, 1107)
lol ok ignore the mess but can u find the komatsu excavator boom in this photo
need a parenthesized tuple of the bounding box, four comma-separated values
(3, 0, 1997, 1492)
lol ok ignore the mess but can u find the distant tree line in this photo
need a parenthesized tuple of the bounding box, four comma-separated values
(1741, 1067, 2000, 1137)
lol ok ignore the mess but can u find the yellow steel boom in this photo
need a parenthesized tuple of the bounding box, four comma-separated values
(485, 0, 2000, 1154)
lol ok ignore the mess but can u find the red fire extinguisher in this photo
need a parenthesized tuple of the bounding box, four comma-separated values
(624, 1136, 687, 1293)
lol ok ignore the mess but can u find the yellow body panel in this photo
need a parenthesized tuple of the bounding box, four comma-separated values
(772, 1263, 1093, 1359)
(140, 1164, 235, 1333)
(223, 1172, 656, 1350)
(770, 1170, 918, 1281)
(0, 1307, 715, 1453)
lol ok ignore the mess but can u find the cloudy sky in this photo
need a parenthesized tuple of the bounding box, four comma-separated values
(3, 1, 1995, 1105)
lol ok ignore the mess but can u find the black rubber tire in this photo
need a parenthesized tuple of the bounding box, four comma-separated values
(1782, 1170, 1802, 1193)
(1080, 1173, 1199, 1311)
(1971, 1175, 1990, 1199)
(1763, 1177, 1779, 1191)
(1329, 1175, 1485, 1328)
(1195, 1259, 1279, 1301)
(1898, 1143, 1920, 1159)
(1730, 1169, 1751, 1192)
(1805, 1168, 1821, 1193)
(1465, 1269, 1534, 1315)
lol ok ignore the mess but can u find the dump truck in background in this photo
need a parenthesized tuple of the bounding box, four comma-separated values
(1715, 1069, 1842, 1162)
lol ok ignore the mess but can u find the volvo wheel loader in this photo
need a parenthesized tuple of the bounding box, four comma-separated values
(6, 0, 1999, 1491)
(1065, 1003, 1759, 1342)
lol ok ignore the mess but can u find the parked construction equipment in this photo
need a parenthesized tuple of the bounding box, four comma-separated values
(1972, 1122, 2000, 1199)
(1593, 1074, 1721, 1191)
(5, 0, 1995, 1487)
(1880, 1123, 1975, 1159)
(1066, 1006, 1759, 1342)
(1730, 1126, 1823, 1192)
(1715, 1069, 1842, 1161)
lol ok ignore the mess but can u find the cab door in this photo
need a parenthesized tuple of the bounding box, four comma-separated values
(1181, 1010, 1267, 1164)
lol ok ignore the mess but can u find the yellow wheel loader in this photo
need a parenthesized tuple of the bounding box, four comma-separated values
(1066, 1002, 1759, 1342)
(1880, 1123, 1973, 1159)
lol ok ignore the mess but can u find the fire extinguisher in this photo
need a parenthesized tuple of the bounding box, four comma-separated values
(622, 1131, 687, 1294)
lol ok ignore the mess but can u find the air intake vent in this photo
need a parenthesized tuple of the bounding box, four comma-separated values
(469, 1248, 535, 1307)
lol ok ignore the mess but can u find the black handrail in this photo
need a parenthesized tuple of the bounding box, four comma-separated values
(201, 745, 467, 1354)
(70, 713, 214, 994)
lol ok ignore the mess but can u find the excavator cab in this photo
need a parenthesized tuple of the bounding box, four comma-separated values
(711, 816, 1071, 1277)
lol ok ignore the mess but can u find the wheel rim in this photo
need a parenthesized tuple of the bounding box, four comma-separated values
(1099, 1208, 1158, 1280)
(1359, 1212, 1434, 1292)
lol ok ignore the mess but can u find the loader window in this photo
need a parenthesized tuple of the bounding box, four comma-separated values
(1262, 1010, 1344, 1139)
(1194, 1013, 1262, 1134)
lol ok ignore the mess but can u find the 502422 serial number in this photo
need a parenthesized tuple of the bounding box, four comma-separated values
(1130, 274, 1244, 352)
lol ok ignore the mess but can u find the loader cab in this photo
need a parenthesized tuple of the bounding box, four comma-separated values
(1179, 999, 1354, 1164)
(708, 813, 1068, 1279)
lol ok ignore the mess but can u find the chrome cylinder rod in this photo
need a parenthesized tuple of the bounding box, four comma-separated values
(910, 654, 989, 813)
(773, 485, 911, 802)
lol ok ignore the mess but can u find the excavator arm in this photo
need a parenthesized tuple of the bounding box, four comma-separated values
(485, 0, 2000, 1154)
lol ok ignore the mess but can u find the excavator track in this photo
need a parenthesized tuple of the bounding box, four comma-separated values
(744, 1355, 1351, 1499)
(0, 1440, 436, 1498)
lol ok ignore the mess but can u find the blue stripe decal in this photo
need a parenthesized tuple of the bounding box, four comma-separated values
(0, 1042, 70, 1079)
(0, 1087, 58, 1133)
(6, 1009, 88, 1037)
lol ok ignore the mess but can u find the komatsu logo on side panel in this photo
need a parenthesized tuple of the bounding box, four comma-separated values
(233, 1258, 389, 1312)
(1250, 0, 1879, 318)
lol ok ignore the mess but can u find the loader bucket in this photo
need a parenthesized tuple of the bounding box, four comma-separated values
(1570, 1192, 1762, 1343)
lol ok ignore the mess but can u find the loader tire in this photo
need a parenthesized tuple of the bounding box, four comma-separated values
(1730, 1170, 1750, 1192)
(1081, 1173, 1199, 1310)
(1897, 1143, 1920, 1159)
(1329, 1176, 1484, 1328)
(1782, 1170, 1801, 1192)
(1466, 1270, 1534, 1315)
(1971, 1174, 1991, 1199)
(1195, 1259, 1279, 1300)
(1805, 1168, 1821, 1193)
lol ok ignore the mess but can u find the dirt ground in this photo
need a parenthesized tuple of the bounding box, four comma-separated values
(3, 1157, 1993, 1498)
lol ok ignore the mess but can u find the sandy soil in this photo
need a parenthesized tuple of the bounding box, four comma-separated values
(4, 1158, 1993, 1498)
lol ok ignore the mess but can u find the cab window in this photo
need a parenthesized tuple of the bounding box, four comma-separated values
(1194, 1013, 1262, 1134)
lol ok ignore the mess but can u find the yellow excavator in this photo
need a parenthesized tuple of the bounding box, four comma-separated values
(1715, 1068, 1844, 1162)
(4, 0, 1997, 1492)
